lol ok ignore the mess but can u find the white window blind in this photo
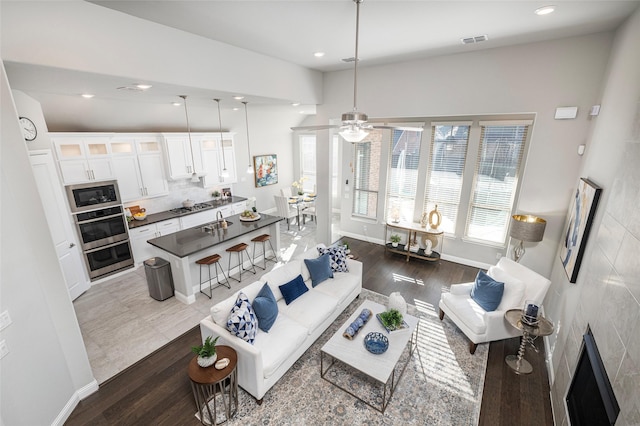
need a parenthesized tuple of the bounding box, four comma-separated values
(386, 129, 423, 222)
(352, 130, 382, 218)
(423, 124, 471, 233)
(465, 122, 529, 242)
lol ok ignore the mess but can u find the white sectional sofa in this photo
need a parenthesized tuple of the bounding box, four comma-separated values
(199, 245, 363, 403)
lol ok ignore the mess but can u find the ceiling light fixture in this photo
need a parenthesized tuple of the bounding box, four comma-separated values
(291, 0, 423, 141)
(314, 52, 325, 57)
(535, 5, 556, 15)
(233, 96, 245, 100)
(242, 101, 254, 174)
(292, 102, 301, 107)
(179, 95, 201, 183)
(81, 93, 94, 98)
(172, 102, 181, 106)
(135, 84, 152, 90)
(214, 99, 230, 179)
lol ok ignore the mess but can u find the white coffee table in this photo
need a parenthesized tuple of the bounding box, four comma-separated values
(320, 300, 419, 413)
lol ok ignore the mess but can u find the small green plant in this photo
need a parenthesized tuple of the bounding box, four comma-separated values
(390, 234, 401, 243)
(191, 336, 219, 358)
(342, 242, 350, 250)
(212, 190, 221, 198)
(379, 309, 404, 330)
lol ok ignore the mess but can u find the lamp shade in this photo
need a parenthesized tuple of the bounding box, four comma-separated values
(339, 125, 369, 143)
(509, 215, 546, 242)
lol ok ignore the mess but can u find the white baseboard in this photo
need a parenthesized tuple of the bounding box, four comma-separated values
(52, 379, 98, 426)
(339, 230, 385, 246)
(175, 291, 195, 304)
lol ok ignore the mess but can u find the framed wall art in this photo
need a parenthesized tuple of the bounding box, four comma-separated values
(559, 178, 602, 283)
(254, 154, 278, 187)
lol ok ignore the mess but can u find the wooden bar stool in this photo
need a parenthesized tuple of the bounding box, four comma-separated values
(250, 234, 278, 270)
(195, 253, 230, 299)
(226, 243, 256, 282)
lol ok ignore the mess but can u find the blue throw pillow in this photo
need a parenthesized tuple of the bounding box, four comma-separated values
(252, 283, 278, 332)
(278, 274, 308, 305)
(470, 270, 505, 312)
(317, 245, 349, 272)
(304, 254, 334, 287)
(226, 292, 257, 344)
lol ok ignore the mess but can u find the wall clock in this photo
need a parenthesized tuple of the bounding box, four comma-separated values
(19, 116, 37, 141)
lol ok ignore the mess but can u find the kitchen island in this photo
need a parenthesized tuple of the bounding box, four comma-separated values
(147, 213, 282, 304)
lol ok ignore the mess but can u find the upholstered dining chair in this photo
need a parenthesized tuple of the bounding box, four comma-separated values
(280, 187, 292, 198)
(274, 195, 298, 230)
(438, 257, 551, 354)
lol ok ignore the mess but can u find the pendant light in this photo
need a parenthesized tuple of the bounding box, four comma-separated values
(179, 95, 201, 183)
(214, 98, 230, 179)
(242, 101, 254, 174)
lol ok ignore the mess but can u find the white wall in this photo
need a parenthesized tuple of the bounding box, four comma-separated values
(546, 7, 640, 424)
(315, 32, 614, 271)
(1, 64, 95, 426)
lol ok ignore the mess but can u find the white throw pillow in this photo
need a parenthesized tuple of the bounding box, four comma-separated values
(488, 266, 526, 311)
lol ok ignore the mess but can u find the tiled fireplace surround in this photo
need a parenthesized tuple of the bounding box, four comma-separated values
(548, 141, 640, 425)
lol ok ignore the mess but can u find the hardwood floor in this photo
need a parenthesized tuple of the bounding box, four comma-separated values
(66, 237, 553, 425)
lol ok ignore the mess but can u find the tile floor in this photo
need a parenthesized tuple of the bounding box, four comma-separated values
(74, 219, 322, 383)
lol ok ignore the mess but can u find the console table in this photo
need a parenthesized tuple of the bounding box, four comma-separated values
(385, 221, 443, 263)
(504, 309, 554, 375)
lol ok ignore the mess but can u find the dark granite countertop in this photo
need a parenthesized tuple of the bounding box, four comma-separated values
(147, 213, 282, 258)
(128, 196, 247, 229)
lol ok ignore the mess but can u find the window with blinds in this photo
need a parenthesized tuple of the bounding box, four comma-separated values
(352, 130, 382, 218)
(423, 123, 471, 234)
(386, 129, 423, 222)
(465, 121, 530, 243)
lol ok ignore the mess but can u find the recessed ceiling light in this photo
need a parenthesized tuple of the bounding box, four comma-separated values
(233, 107, 240, 111)
(314, 52, 325, 58)
(233, 96, 245, 100)
(81, 93, 94, 99)
(135, 84, 152, 90)
(292, 102, 301, 107)
(172, 102, 181, 106)
(535, 5, 555, 15)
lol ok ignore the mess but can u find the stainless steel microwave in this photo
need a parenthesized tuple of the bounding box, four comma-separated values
(65, 180, 122, 213)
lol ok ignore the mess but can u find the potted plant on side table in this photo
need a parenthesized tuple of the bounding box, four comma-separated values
(390, 234, 401, 248)
(192, 336, 219, 367)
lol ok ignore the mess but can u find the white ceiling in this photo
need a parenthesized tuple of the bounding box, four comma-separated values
(91, 0, 639, 72)
(3, 0, 639, 131)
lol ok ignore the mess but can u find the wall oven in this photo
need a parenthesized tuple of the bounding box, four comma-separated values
(66, 181, 133, 280)
(65, 180, 121, 213)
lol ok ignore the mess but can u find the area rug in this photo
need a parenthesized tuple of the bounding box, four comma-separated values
(197, 289, 488, 425)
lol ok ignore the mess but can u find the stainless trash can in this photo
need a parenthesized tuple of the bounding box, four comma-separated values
(144, 257, 174, 301)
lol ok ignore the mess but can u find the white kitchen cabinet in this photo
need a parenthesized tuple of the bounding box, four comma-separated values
(129, 219, 180, 265)
(232, 201, 247, 214)
(179, 209, 216, 229)
(53, 135, 115, 184)
(111, 136, 168, 202)
(199, 133, 237, 187)
(163, 134, 203, 180)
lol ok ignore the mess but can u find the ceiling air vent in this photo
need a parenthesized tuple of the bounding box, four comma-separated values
(341, 57, 359, 63)
(461, 35, 489, 45)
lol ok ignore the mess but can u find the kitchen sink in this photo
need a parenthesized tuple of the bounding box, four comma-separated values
(201, 221, 233, 232)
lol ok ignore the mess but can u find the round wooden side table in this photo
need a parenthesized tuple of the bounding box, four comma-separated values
(504, 309, 554, 375)
(188, 345, 238, 425)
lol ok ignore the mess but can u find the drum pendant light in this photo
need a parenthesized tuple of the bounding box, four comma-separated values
(179, 95, 201, 183)
(242, 101, 254, 174)
(214, 99, 230, 179)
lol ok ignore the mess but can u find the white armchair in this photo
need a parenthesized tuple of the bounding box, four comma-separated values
(439, 257, 551, 354)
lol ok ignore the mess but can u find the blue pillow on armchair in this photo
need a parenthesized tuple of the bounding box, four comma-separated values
(304, 254, 333, 287)
(470, 270, 504, 312)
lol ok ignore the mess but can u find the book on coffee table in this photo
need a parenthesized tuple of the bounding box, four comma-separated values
(375, 314, 410, 334)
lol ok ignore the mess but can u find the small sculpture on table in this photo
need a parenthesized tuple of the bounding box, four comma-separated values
(343, 308, 372, 340)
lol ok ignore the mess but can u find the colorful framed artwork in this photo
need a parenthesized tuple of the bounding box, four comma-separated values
(254, 154, 278, 187)
(559, 178, 602, 283)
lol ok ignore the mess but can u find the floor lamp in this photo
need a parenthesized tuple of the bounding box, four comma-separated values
(510, 214, 546, 263)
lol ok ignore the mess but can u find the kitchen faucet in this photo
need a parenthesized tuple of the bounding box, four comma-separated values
(216, 210, 224, 223)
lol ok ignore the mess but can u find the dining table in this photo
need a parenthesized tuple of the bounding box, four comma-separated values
(287, 193, 316, 229)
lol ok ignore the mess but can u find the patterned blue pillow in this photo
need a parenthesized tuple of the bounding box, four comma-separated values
(226, 292, 257, 344)
(317, 245, 349, 272)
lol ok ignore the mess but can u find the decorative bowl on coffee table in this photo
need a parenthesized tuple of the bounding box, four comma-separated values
(364, 332, 389, 354)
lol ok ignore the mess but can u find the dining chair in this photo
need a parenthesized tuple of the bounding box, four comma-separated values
(280, 187, 292, 197)
(274, 195, 299, 230)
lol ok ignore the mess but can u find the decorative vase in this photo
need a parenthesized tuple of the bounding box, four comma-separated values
(392, 242, 398, 248)
(388, 292, 407, 315)
(428, 205, 442, 230)
(197, 353, 217, 368)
